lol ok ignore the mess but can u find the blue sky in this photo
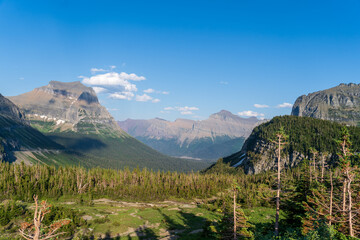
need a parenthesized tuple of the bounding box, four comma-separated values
(1, 0, 360, 121)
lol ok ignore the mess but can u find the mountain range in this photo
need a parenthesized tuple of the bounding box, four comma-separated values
(118, 110, 261, 160)
(209, 82, 360, 174)
(5, 81, 210, 171)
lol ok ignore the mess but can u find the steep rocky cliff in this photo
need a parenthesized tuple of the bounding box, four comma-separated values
(118, 110, 261, 160)
(0, 93, 26, 122)
(291, 83, 360, 125)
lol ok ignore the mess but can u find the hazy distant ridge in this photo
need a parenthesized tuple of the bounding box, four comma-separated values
(118, 110, 261, 160)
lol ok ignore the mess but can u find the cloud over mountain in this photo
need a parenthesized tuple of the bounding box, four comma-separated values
(80, 67, 165, 103)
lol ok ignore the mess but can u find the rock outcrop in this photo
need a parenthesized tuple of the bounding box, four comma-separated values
(291, 83, 360, 125)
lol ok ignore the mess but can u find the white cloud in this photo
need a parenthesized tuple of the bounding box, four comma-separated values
(144, 88, 155, 93)
(92, 87, 107, 94)
(177, 106, 199, 111)
(277, 102, 293, 108)
(91, 68, 106, 74)
(181, 111, 193, 115)
(238, 111, 265, 118)
(81, 72, 145, 86)
(254, 104, 269, 108)
(19, 77, 24, 80)
(220, 81, 229, 85)
(81, 72, 141, 92)
(135, 94, 153, 102)
(81, 68, 163, 103)
(163, 106, 199, 115)
(143, 88, 169, 95)
(109, 92, 134, 100)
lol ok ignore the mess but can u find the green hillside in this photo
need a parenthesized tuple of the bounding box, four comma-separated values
(137, 135, 245, 160)
(46, 132, 211, 172)
(0, 114, 97, 166)
(0, 115, 62, 151)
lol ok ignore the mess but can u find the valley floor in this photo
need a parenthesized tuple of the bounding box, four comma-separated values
(0, 198, 278, 240)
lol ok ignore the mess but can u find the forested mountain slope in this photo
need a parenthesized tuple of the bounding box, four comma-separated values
(210, 115, 360, 174)
(8, 81, 210, 171)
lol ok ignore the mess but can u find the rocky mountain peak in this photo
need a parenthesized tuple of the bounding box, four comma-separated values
(38, 81, 99, 104)
(9, 81, 125, 136)
(291, 83, 360, 124)
(210, 110, 235, 120)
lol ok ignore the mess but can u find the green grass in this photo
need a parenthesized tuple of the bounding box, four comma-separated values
(0, 198, 222, 239)
(244, 207, 286, 240)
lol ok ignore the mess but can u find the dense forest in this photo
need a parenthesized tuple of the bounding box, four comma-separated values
(247, 116, 360, 155)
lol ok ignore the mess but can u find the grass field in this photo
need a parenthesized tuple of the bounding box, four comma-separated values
(0, 196, 283, 240)
(0, 198, 221, 240)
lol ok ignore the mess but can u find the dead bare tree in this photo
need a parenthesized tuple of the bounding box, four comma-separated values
(19, 195, 71, 240)
(233, 185, 237, 240)
(320, 152, 329, 183)
(272, 127, 287, 237)
(76, 168, 89, 194)
(336, 127, 360, 237)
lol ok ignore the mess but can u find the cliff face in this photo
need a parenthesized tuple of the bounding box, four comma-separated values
(291, 83, 360, 125)
(0, 93, 26, 123)
(228, 136, 305, 174)
(118, 110, 262, 160)
(9, 81, 126, 136)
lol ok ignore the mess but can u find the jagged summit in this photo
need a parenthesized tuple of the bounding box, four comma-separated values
(291, 82, 360, 125)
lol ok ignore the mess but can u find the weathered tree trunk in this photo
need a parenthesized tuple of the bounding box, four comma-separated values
(342, 179, 347, 217)
(329, 171, 333, 226)
(275, 137, 281, 236)
(347, 174, 354, 237)
(309, 160, 312, 184)
(321, 155, 325, 183)
(33, 196, 41, 240)
(233, 186, 237, 240)
(313, 155, 317, 181)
